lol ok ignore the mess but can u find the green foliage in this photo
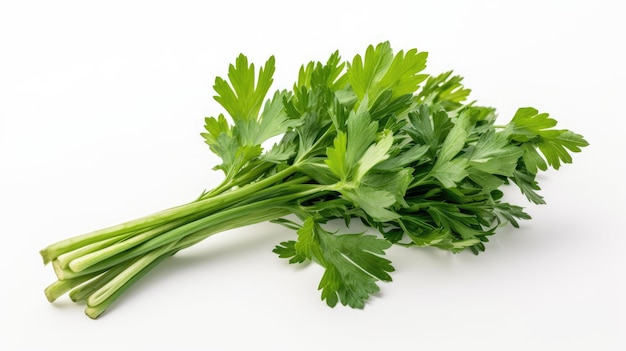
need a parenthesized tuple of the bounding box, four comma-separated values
(275, 217, 393, 308)
(348, 42, 428, 105)
(213, 54, 275, 121)
(507, 107, 589, 173)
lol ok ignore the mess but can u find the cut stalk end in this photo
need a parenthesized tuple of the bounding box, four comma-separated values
(40, 249, 51, 265)
(44, 285, 59, 302)
(85, 306, 105, 319)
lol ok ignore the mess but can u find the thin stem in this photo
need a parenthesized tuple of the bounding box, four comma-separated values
(58, 184, 322, 279)
(69, 259, 138, 302)
(199, 161, 275, 200)
(67, 218, 187, 273)
(56, 232, 135, 269)
(40, 164, 301, 263)
(43, 271, 102, 302)
(84, 251, 173, 319)
(87, 242, 176, 307)
(171, 207, 292, 252)
(52, 258, 111, 280)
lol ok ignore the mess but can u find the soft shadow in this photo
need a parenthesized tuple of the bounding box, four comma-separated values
(167, 228, 289, 267)
(96, 225, 296, 315)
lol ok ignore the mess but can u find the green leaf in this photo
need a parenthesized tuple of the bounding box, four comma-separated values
(507, 107, 589, 173)
(465, 130, 523, 176)
(298, 163, 339, 185)
(201, 113, 232, 159)
(509, 107, 555, 141)
(342, 187, 399, 222)
(397, 215, 472, 251)
(426, 204, 487, 241)
(536, 130, 588, 170)
(426, 109, 475, 187)
(228, 145, 263, 177)
(261, 142, 296, 164)
(235, 90, 301, 146)
(325, 131, 348, 181)
(417, 71, 471, 110)
(213, 54, 275, 121)
(467, 169, 505, 192)
(345, 97, 377, 169)
(206, 132, 238, 173)
(520, 143, 548, 174)
(510, 168, 546, 204)
(348, 42, 428, 106)
(361, 168, 413, 206)
(293, 218, 394, 308)
(435, 109, 473, 166)
(297, 50, 348, 91)
(202, 114, 230, 145)
(354, 129, 394, 181)
(206, 57, 300, 176)
(376, 48, 429, 99)
(405, 227, 450, 248)
(325, 97, 384, 182)
(369, 91, 413, 122)
(406, 105, 452, 160)
(492, 202, 531, 228)
(373, 143, 429, 171)
(273, 240, 307, 264)
(430, 157, 469, 188)
(285, 86, 338, 162)
(348, 42, 394, 102)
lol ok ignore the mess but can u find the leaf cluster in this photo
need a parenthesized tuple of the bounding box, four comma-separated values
(200, 42, 588, 308)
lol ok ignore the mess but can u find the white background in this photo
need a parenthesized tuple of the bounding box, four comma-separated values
(1, 1, 624, 350)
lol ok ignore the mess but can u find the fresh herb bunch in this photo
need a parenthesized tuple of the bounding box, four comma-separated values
(41, 42, 588, 318)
